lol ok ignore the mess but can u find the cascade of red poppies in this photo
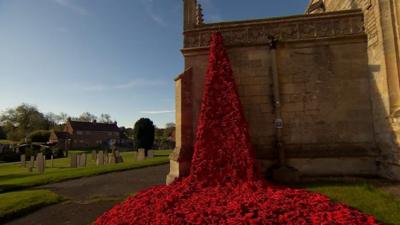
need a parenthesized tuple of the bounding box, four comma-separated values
(94, 33, 380, 225)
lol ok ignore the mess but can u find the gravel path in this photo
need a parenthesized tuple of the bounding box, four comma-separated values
(5, 164, 169, 225)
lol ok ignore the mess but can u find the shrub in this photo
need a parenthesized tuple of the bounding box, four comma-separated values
(51, 147, 64, 158)
(0, 151, 19, 162)
(27, 130, 51, 143)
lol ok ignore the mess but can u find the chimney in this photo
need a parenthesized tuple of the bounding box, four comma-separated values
(93, 120, 97, 123)
(67, 117, 71, 122)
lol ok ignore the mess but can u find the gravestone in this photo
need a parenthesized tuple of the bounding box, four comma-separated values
(79, 154, 87, 167)
(97, 151, 104, 166)
(77, 154, 80, 167)
(137, 149, 145, 161)
(132, 151, 137, 161)
(92, 150, 97, 161)
(104, 153, 109, 165)
(51, 155, 54, 168)
(36, 153, 43, 168)
(115, 151, 123, 163)
(28, 156, 35, 172)
(70, 154, 78, 168)
(20, 154, 26, 167)
(37, 153, 45, 174)
(147, 150, 154, 159)
(109, 154, 115, 164)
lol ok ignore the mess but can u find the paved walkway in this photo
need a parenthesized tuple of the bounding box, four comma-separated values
(5, 164, 169, 225)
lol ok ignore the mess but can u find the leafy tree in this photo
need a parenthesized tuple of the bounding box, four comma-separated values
(99, 113, 113, 124)
(78, 112, 97, 122)
(133, 118, 155, 154)
(27, 130, 51, 143)
(45, 112, 68, 131)
(0, 126, 6, 139)
(0, 104, 50, 141)
(154, 123, 175, 150)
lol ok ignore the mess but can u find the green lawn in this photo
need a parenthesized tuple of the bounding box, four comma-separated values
(0, 190, 62, 223)
(0, 150, 172, 193)
(303, 182, 400, 225)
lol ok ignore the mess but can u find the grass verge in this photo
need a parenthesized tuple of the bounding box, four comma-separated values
(303, 181, 400, 225)
(0, 190, 62, 223)
(0, 151, 172, 193)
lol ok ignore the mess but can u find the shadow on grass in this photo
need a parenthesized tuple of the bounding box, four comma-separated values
(0, 198, 63, 224)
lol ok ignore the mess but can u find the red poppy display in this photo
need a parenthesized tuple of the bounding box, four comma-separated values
(94, 33, 379, 225)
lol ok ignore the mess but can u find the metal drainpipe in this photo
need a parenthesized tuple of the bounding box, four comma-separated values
(268, 36, 286, 167)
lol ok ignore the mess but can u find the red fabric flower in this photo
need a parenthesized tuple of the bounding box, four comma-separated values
(94, 33, 380, 225)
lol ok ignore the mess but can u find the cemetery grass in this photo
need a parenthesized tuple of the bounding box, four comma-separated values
(0, 189, 62, 223)
(303, 181, 400, 225)
(0, 150, 172, 193)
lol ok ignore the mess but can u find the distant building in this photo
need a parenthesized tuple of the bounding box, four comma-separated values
(49, 131, 71, 150)
(50, 118, 120, 149)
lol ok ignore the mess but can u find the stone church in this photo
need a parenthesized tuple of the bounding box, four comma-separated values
(167, 0, 400, 183)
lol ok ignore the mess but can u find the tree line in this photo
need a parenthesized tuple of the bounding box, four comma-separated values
(0, 104, 176, 151)
(0, 103, 116, 141)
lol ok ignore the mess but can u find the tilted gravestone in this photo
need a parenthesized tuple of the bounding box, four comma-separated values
(79, 154, 87, 167)
(137, 149, 145, 161)
(147, 150, 154, 159)
(20, 154, 26, 167)
(96, 151, 104, 166)
(70, 154, 78, 168)
(92, 150, 97, 161)
(37, 153, 45, 174)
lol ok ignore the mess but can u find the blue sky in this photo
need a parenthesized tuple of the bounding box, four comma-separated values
(0, 0, 309, 128)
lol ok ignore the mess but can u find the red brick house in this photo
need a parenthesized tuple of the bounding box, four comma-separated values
(48, 131, 71, 150)
(51, 118, 120, 149)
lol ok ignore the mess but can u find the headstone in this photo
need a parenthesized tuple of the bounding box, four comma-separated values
(76, 154, 80, 167)
(37, 154, 45, 174)
(51, 155, 54, 168)
(109, 154, 115, 164)
(115, 151, 123, 163)
(147, 150, 154, 159)
(20, 154, 26, 167)
(132, 151, 137, 161)
(70, 154, 78, 168)
(28, 156, 34, 172)
(104, 153, 109, 165)
(79, 154, 87, 167)
(36, 153, 43, 168)
(92, 150, 97, 161)
(96, 151, 104, 166)
(137, 149, 145, 161)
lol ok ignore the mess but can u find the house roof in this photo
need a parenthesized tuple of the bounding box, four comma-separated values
(68, 120, 120, 132)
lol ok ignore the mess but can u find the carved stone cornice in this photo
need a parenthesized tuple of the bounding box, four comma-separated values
(183, 9, 365, 49)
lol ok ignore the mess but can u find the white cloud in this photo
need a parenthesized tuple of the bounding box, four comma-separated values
(140, 110, 175, 114)
(114, 79, 166, 89)
(79, 79, 167, 92)
(51, 0, 89, 16)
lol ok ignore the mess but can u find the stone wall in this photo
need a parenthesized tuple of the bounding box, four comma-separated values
(181, 35, 376, 176)
(307, 0, 400, 181)
(167, 0, 400, 183)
